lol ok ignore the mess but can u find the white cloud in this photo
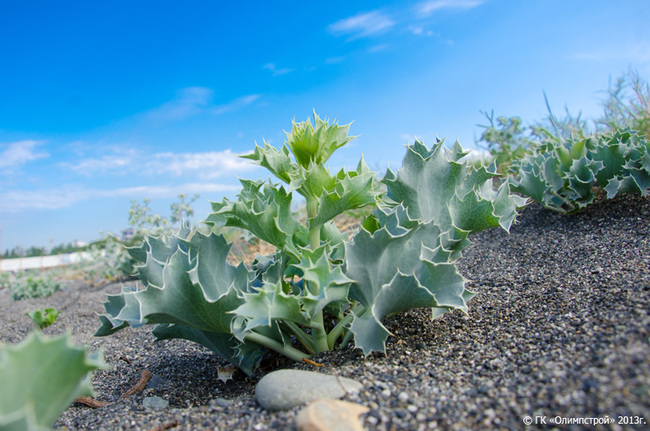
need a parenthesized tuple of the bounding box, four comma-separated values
(0, 182, 241, 213)
(570, 42, 650, 63)
(102, 182, 241, 199)
(146, 87, 214, 121)
(409, 26, 434, 36)
(0, 140, 49, 173)
(328, 10, 395, 39)
(213, 94, 261, 114)
(0, 185, 87, 211)
(145, 87, 260, 121)
(368, 44, 389, 53)
(148, 149, 259, 179)
(263, 63, 294, 76)
(64, 147, 260, 179)
(416, 0, 484, 17)
(64, 147, 140, 176)
(327, 4, 478, 42)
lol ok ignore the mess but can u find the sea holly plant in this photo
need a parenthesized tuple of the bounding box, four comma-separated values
(25, 307, 61, 330)
(0, 332, 106, 431)
(510, 127, 650, 213)
(96, 113, 525, 375)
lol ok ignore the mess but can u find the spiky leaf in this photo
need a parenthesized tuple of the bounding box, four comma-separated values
(290, 246, 352, 318)
(96, 230, 263, 374)
(241, 142, 297, 184)
(344, 209, 469, 355)
(383, 139, 524, 233)
(207, 180, 307, 260)
(285, 111, 355, 168)
(0, 332, 106, 430)
(310, 158, 379, 227)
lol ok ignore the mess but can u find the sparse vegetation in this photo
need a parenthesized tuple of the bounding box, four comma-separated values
(8, 271, 65, 301)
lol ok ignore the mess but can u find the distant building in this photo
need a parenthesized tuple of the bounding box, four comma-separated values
(121, 228, 136, 242)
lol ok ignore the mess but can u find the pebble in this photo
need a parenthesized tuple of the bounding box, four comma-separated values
(145, 374, 164, 390)
(142, 396, 168, 411)
(296, 399, 369, 431)
(210, 397, 234, 408)
(255, 369, 363, 411)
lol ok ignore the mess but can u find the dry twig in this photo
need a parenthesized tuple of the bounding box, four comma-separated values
(74, 396, 108, 408)
(302, 357, 324, 367)
(147, 419, 179, 431)
(119, 369, 152, 399)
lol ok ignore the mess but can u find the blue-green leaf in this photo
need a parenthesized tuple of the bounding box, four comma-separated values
(0, 332, 106, 430)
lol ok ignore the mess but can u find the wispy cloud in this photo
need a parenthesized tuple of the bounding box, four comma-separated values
(145, 87, 260, 121)
(64, 147, 139, 176)
(328, 3, 480, 42)
(102, 182, 241, 199)
(409, 26, 434, 36)
(325, 56, 345, 65)
(64, 147, 260, 179)
(328, 10, 395, 39)
(146, 87, 214, 121)
(0, 185, 88, 211)
(570, 42, 650, 63)
(0, 182, 241, 213)
(148, 150, 259, 179)
(368, 44, 389, 53)
(263, 63, 294, 76)
(213, 94, 261, 114)
(0, 140, 49, 174)
(416, 0, 484, 17)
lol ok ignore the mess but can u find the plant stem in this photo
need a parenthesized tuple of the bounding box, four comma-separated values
(307, 198, 321, 253)
(244, 331, 310, 363)
(311, 314, 329, 353)
(282, 321, 316, 354)
(305, 196, 328, 353)
(340, 328, 354, 349)
(326, 304, 366, 349)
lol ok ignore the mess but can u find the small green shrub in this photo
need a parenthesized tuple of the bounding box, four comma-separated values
(476, 110, 533, 175)
(0, 272, 10, 290)
(480, 71, 650, 177)
(598, 70, 650, 138)
(510, 128, 650, 213)
(9, 272, 64, 301)
(80, 194, 200, 285)
(25, 308, 61, 330)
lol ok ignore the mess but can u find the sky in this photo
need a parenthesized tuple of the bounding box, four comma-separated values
(1, 0, 649, 252)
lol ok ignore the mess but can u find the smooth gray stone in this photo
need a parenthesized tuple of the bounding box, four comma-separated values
(142, 396, 169, 411)
(255, 369, 363, 411)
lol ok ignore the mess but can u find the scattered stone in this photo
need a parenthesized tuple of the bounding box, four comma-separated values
(217, 364, 236, 383)
(255, 369, 363, 411)
(146, 374, 164, 390)
(296, 399, 369, 431)
(142, 396, 168, 411)
(210, 398, 234, 408)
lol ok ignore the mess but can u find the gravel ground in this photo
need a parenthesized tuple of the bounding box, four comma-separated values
(1, 194, 649, 430)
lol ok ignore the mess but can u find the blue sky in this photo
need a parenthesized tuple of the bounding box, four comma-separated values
(1, 0, 649, 252)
